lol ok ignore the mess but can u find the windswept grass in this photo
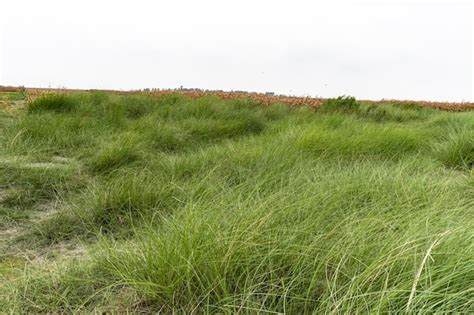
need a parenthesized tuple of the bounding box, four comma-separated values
(0, 93, 472, 313)
(27, 94, 78, 113)
(434, 127, 474, 169)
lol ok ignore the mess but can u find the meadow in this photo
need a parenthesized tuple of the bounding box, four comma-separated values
(0, 92, 473, 313)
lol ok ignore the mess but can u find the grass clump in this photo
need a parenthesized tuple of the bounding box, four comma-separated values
(319, 95, 360, 114)
(88, 136, 142, 174)
(296, 121, 427, 159)
(0, 92, 473, 313)
(0, 159, 79, 208)
(37, 170, 178, 240)
(358, 103, 430, 122)
(434, 127, 474, 169)
(85, 173, 173, 231)
(141, 123, 190, 153)
(187, 115, 264, 142)
(27, 94, 78, 113)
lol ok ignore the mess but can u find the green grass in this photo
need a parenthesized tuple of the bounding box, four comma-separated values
(27, 94, 78, 113)
(0, 93, 473, 313)
(0, 91, 26, 101)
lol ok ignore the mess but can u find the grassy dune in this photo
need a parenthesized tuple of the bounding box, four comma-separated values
(0, 93, 473, 313)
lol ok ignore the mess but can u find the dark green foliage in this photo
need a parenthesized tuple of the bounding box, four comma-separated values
(319, 95, 360, 113)
(187, 116, 264, 141)
(27, 94, 78, 113)
(360, 104, 390, 121)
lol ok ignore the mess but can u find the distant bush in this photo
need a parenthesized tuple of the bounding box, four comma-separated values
(319, 96, 360, 114)
(27, 94, 78, 113)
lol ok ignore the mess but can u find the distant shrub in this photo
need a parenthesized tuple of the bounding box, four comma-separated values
(319, 96, 360, 114)
(28, 94, 78, 113)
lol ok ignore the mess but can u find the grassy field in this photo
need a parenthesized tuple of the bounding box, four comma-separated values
(0, 92, 473, 313)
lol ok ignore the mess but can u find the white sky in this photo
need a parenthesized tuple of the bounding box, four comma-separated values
(1, 0, 473, 101)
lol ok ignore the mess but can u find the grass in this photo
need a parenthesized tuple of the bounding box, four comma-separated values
(0, 91, 26, 101)
(0, 93, 473, 313)
(27, 94, 78, 113)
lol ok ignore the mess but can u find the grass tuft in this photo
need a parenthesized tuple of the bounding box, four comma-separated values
(27, 94, 78, 113)
(88, 136, 142, 174)
(434, 127, 474, 169)
(319, 95, 360, 114)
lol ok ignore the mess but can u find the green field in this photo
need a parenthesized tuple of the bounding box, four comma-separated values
(0, 91, 26, 101)
(0, 93, 473, 313)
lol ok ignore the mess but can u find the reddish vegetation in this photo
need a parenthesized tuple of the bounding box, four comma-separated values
(150, 90, 325, 107)
(1, 86, 473, 112)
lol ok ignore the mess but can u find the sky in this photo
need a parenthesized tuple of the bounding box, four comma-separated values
(1, 0, 473, 101)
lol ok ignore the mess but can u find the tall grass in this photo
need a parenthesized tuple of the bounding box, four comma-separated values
(0, 93, 472, 313)
(27, 94, 78, 113)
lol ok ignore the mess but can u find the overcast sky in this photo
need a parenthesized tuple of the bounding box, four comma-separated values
(1, 0, 473, 101)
